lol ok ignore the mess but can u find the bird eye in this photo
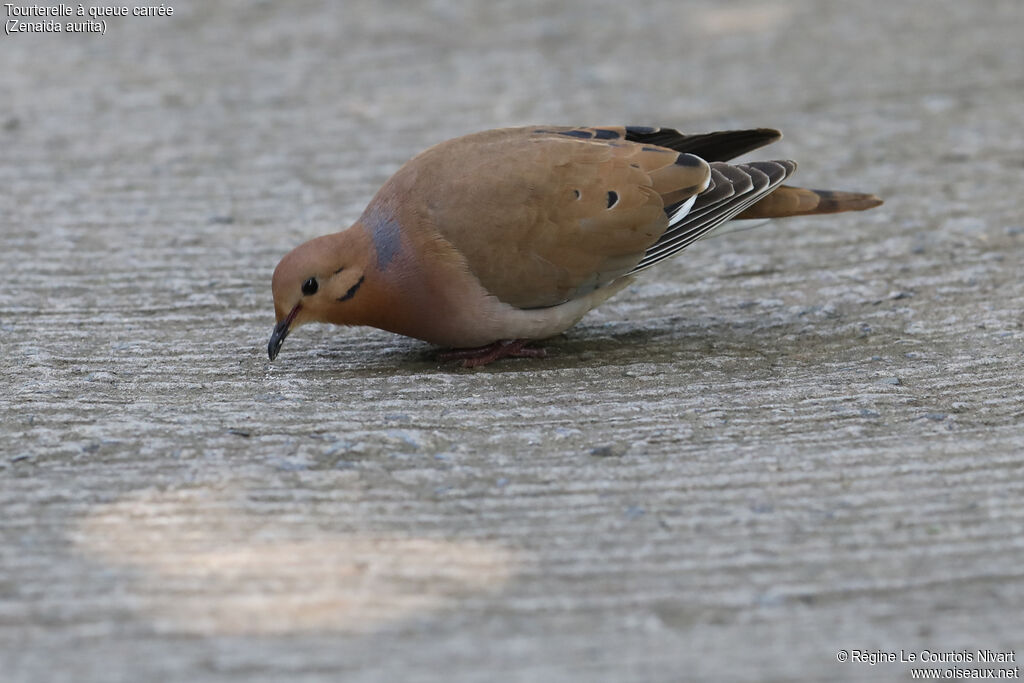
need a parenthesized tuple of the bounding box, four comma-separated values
(301, 277, 318, 296)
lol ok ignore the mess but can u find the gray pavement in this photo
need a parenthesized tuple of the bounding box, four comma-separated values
(3, 1, 1024, 681)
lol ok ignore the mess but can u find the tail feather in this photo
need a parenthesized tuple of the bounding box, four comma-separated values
(736, 185, 883, 219)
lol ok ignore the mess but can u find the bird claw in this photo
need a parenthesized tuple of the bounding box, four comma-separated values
(438, 340, 547, 367)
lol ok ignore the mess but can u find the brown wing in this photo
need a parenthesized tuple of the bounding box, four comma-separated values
(393, 127, 711, 308)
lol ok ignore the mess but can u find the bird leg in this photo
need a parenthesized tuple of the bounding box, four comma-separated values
(437, 339, 547, 368)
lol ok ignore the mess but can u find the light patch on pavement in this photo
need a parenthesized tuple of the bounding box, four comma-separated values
(71, 488, 525, 635)
(697, 4, 793, 34)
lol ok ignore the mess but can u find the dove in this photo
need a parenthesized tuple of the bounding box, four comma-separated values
(269, 126, 881, 366)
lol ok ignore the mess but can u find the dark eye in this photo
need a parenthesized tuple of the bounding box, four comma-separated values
(301, 277, 318, 296)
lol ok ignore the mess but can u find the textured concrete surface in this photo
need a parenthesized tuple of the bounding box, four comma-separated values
(3, 1, 1024, 681)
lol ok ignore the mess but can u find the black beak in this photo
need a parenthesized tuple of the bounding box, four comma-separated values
(268, 304, 301, 361)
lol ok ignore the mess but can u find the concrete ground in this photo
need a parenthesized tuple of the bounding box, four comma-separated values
(3, 1, 1024, 681)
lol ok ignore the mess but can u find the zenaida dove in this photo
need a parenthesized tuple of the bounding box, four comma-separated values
(269, 126, 881, 366)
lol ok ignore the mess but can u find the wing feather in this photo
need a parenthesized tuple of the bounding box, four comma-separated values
(632, 160, 796, 272)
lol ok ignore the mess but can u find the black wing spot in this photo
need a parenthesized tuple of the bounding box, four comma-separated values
(607, 191, 619, 208)
(337, 276, 365, 302)
(626, 126, 659, 135)
(593, 128, 620, 139)
(558, 129, 594, 139)
(675, 153, 703, 167)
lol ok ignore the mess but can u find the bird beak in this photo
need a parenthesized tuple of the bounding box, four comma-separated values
(268, 304, 301, 361)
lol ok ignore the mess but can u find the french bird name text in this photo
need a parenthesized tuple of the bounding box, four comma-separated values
(3, 4, 172, 34)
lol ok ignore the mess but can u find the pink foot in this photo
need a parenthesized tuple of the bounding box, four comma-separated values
(437, 339, 547, 368)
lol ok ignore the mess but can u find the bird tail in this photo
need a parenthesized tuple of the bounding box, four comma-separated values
(735, 184, 882, 220)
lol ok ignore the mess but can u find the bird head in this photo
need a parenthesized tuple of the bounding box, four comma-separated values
(268, 228, 373, 360)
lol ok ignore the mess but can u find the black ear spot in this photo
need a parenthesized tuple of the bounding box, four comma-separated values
(337, 275, 365, 302)
(301, 277, 318, 296)
(606, 191, 619, 208)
